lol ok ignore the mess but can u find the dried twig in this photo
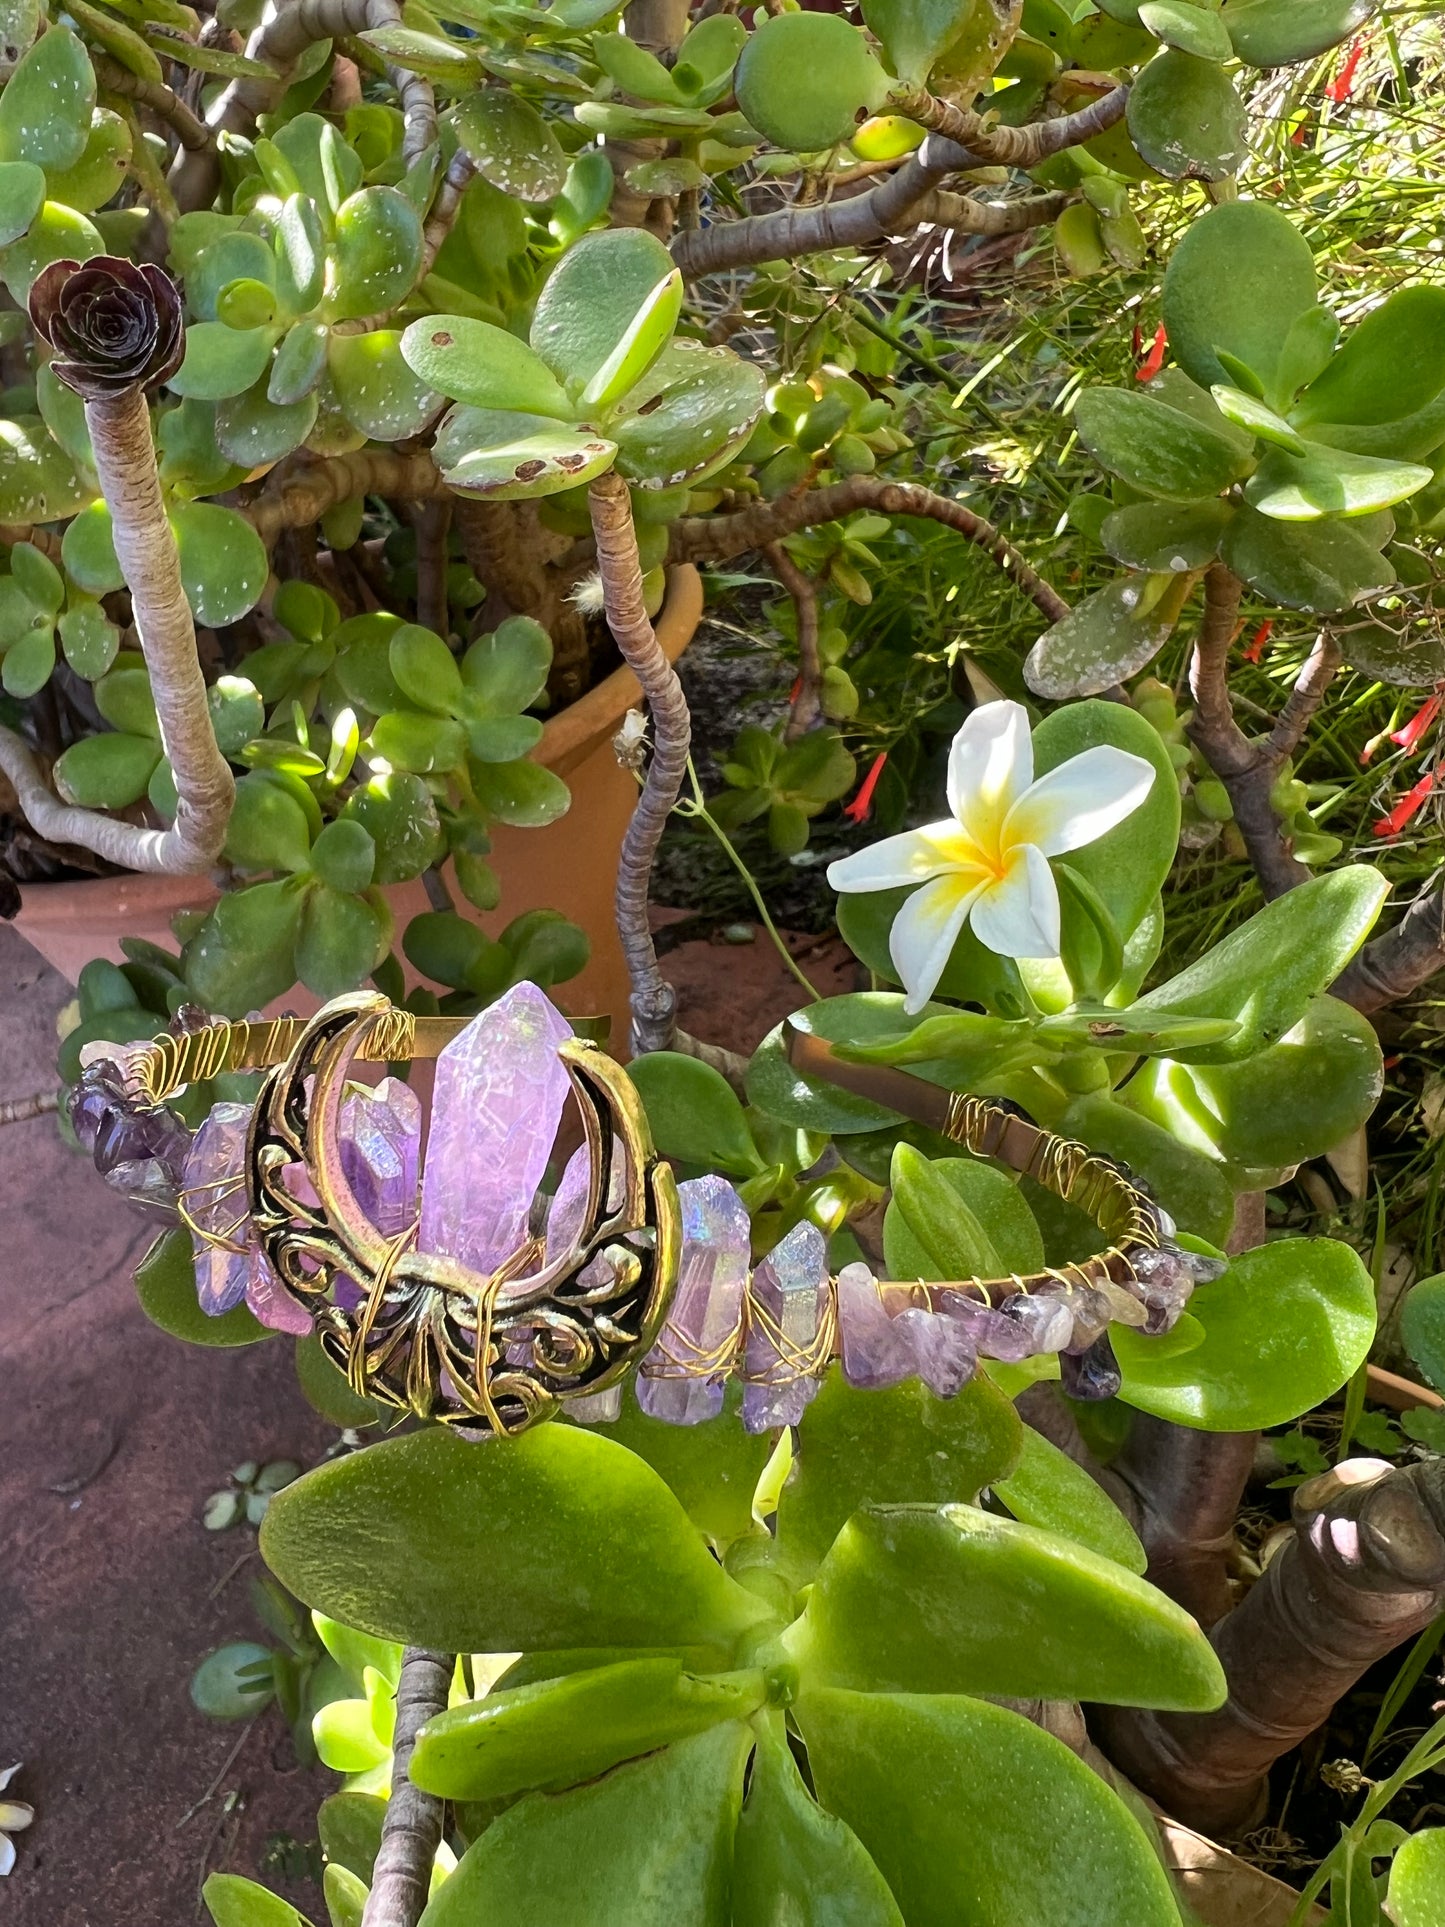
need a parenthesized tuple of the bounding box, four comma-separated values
(671, 476, 1068, 624)
(94, 56, 213, 151)
(361, 1647, 451, 1927)
(589, 470, 691, 1055)
(765, 543, 822, 740)
(0, 1089, 59, 1125)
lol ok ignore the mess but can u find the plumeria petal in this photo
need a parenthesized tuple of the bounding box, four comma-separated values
(889, 874, 987, 1014)
(1004, 746, 1155, 858)
(0, 1832, 15, 1876)
(0, 1804, 32, 1833)
(827, 822, 986, 895)
(970, 843, 1061, 958)
(947, 700, 1033, 851)
(0, 1769, 20, 1795)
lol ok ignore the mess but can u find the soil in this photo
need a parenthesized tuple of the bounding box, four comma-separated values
(0, 912, 853, 1927)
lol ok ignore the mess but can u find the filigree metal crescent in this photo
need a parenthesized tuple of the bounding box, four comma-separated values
(245, 992, 681, 1439)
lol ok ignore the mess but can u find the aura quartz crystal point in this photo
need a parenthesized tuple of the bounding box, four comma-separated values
(742, 1220, 830, 1433)
(638, 1174, 751, 1424)
(419, 982, 573, 1275)
(340, 1077, 422, 1234)
(184, 1101, 261, 1317)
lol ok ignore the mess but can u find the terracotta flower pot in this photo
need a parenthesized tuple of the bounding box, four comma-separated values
(11, 564, 704, 1046)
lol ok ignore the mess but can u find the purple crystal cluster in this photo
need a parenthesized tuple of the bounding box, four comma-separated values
(70, 1060, 192, 1221)
(178, 1078, 422, 1334)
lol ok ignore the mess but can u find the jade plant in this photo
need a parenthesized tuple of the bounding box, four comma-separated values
(8, 0, 1445, 1919)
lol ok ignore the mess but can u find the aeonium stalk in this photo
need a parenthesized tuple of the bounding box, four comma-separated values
(27, 257, 234, 875)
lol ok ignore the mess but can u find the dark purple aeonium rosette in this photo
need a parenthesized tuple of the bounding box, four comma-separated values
(27, 256, 184, 402)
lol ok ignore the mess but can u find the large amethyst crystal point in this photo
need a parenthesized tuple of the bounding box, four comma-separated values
(637, 1174, 750, 1424)
(418, 982, 572, 1276)
(742, 1220, 830, 1433)
(340, 1076, 421, 1237)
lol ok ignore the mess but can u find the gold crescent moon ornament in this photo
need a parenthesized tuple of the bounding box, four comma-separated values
(74, 984, 1223, 1441)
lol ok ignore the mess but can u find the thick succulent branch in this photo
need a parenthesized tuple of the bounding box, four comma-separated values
(766, 543, 822, 739)
(77, 389, 233, 873)
(1186, 564, 1312, 900)
(94, 57, 213, 151)
(1097, 1458, 1445, 1835)
(589, 470, 691, 1055)
(670, 477, 1068, 624)
(361, 1647, 450, 1927)
(891, 81, 1130, 170)
(246, 448, 450, 547)
(172, 0, 436, 210)
(1336, 885, 1445, 1014)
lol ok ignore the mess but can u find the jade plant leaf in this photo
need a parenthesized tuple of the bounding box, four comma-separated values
(203, 1873, 307, 1927)
(325, 185, 423, 323)
(1115, 1237, 1375, 1429)
(433, 406, 617, 500)
(629, 1051, 764, 1177)
(529, 226, 677, 392)
(1132, 864, 1388, 1060)
(169, 321, 275, 402)
(1137, 0, 1231, 59)
(258, 1425, 770, 1658)
(0, 414, 91, 524)
(171, 502, 268, 627)
(1401, 1275, 1445, 1395)
(340, 772, 444, 881)
(183, 877, 307, 1015)
(409, 1656, 765, 1801)
(1221, 505, 1394, 611)
(1162, 200, 1318, 397)
(1098, 499, 1232, 573)
(318, 1790, 387, 1883)
(295, 884, 389, 998)
(3, 199, 101, 304)
(1031, 699, 1180, 952)
(461, 615, 551, 713)
(612, 340, 766, 488)
(417, 1723, 752, 1927)
(580, 268, 683, 414)
(884, 1149, 1044, 1281)
(135, 1227, 269, 1347)
(0, 24, 94, 172)
(215, 379, 319, 467)
(799, 1690, 1186, 1927)
(570, 1382, 773, 1549)
(1245, 443, 1432, 521)
(53, 730, 160, 808)
(775, 1365, 1022, 1576)
(793, 1505, 1224, 1708)
(733, 1728, 903, 1927)
(327, 330, 440, 441)
(1024, 573, 1189, 700)
(0, 158, 43, 245)
(1225, 0, 1377, 67)
(1073, 386, 1254, 502)
(735, 13, 889, 152)
(1172, 993, 1384, 1168)
(452, 89, 568, 202)
(400, 316, 572, 417)
(1125, 49, 1248, 181)
(862, 0, 1012, 88)
(1293, 287, 1445, 436)
(1060, 1091, 1234, 1246)
(993, 1427, 1147, 1573)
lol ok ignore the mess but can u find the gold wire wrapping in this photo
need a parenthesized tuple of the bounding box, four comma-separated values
(175, 1169, 251, 1256)
(738, 1283, 839, 1386)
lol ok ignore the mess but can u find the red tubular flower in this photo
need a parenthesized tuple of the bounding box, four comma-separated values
(843, 751, 888, 825)
(1135, 325, 1167, 383)
(1390, 691, 1443, 756)
(1241, 620, 1273, 665)
(1374, 769, 1437, 838)
(1326, 37, 1366, 105)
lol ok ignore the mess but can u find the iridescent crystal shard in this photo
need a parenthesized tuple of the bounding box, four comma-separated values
(418, 982, 573, 1275)
(340, 1077, 421, 1236)
(637, 1174, 750, 1424)
(742, 1220, 829, 1432)
(183, 1102, 256, 1317)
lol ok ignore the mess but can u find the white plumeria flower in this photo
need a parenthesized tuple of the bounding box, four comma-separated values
(0, 1763, 33, 1876)
(827, 699, 1155, 1013)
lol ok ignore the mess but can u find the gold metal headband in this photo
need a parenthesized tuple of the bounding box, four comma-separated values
(104, 998, 1167, 1438)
